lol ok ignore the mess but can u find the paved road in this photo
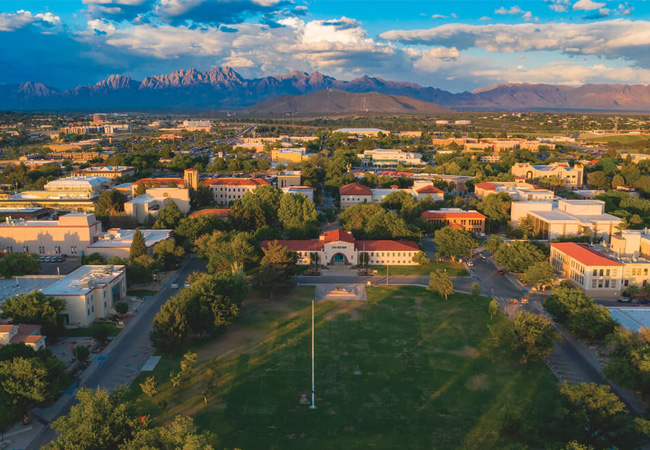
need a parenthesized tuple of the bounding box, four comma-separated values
(26, 257, 207, 450)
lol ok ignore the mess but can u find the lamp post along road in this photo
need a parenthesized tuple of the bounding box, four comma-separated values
(310, 297, 316, 409)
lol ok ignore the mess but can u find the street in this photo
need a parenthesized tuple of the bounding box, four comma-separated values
(25, 257, 207, 450)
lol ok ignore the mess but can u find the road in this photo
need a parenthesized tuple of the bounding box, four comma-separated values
(26, 257, 207, 450)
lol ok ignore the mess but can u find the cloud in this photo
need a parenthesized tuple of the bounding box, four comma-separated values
(432, 14, 446, 19)
(572, 0, 606, 11)
(379, 19, 650, 68)
(617, 2, 633, 15)
(0, 10, 61, 32)
(82, 0, 155, 20)
(547, 0, 570, 12)
(495, 6, 524, 15)
(153, 0, 292, 25)
(479, 16, 491, 21)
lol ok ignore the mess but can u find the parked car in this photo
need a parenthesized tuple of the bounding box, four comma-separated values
(170, 283, 179, 289)
(617, 297, 633, 303)
(498, 270, 505, 276)
(54, 256, 65, 262)
(636, 299, 650, 305)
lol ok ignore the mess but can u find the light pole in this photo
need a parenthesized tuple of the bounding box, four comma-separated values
(310, 297, 316, 409)
(386, 264, 389, 286)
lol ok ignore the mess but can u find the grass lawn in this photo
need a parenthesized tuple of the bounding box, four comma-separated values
(63, 322, 120, 338)
(127, 289, 158, 297)
(368, 260, 468, 277)
(129, 286, 559, 449)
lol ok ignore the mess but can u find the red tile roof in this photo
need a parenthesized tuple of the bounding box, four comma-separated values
(133, 177, 183, 186)
(261, 240, 323, 252)
(355, 240, 420, 252)
(421, 210, 487, 220)
(339, 182, 372, 196)
(322, 229, 355, 244)
(188, 208, 230, 219)
(0, 325, 14, 332)
(474, 182, 496, 191)
(416, 185, 444, 194)
(550, 242, 623, 267)
(202, 178, 269, 187)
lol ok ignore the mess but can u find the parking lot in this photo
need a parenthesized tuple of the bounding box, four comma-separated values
(38, 256, 82, 276)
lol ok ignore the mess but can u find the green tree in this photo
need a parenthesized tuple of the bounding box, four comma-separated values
(428, 270, 454, 300)
(470, 283, 481, 299)
(509, 312, 559, 363)
(114, 301, 128, 316)
(339, 203, 413, 239)
(522, 262, 555, 289)
(123, 415, 218, 450)
(277, 193, 319, 237)
(154, 201, 185, 229)
(45, 388, 142, 450)
(412, 251, 430, 265)
(433, 227, 478, 260)
(95, 190, 127, 217)
(478, 192, 512, 228)
(196, 231, 259, 273)
(152, 238, 186, 271)
(484, 234, 504, 253)
(174, 215, 226, 250)
(588, 171, 610, 190)
(150, 299, 189, 355)
(129, 228, 147, 259)
(494, 241, 546, 273)
(0, 253, 40, 278)
(140, 376, 157, 397)
(1, 291, 65, 327)
(73, 345, 90, 364)
(90, 321, 116, 346)
(0, 357, 48, 412)
(489, 299, 500, 321)
(253, 241, 297, 298)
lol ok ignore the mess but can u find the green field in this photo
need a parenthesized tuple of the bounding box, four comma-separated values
(585, 135, 650, 144)
(127, 289, 158, 297)
(129, 286, 560, 449)
(369, 260, 468, 277)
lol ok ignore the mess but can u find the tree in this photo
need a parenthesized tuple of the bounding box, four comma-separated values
(516, 215, 536, 239)
(152, 238, 186, 271)
(588, 171, 610, 190)
(174, 215, 225, 250)
(90, 321, 115, 346)
(484, 234, 503, 253)
(412, 251, 430, 265)
(83, 252, 106, 265)
(154, 201, 185, 229)
(1, 291, 65, 327)
(124, 415, 218, 450)
(95, 190, 127, 217)
(428, 270, 454, 300)
(0, 253, 40, 278)
(196, 231, 259, 273)
(433, 227, 478, 260)
(489, 299, 500, 321)
(0, 357, 48, 412)
(114, 301, 128, 316)
(470, 283, 481, 299)
(277, 192, 319, 237)
(150, 299, 189, 355)
(253, 241, 297, 298)
(129, 228, 147, 259)
(180, 351, 197, 378)
(73, 345, 90, 364)
(338, 203, 413, 239)
(509, 312, 559, 363)
(494, 241, 546, 273)
(477, 192, 512, 228)
(45, 388, 142, 450)
(522, 262, 555, 289)
(140, 376, 157, 397)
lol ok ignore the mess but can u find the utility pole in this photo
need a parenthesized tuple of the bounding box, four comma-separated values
(386, 264, 389, 286)
(310, 297, 316, 409)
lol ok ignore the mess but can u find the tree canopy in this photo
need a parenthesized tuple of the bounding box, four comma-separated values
(494, 241, 546, 273)
(0, 253, 40, 278)
(433, 227, 478, 260)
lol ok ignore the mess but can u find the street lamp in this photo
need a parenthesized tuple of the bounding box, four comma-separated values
(310, 297, 316, 409)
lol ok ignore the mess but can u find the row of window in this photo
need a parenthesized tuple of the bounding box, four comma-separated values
(592, 268, 618, 277)
(7, 246, 77, 254)
(592, 279, 617, 289)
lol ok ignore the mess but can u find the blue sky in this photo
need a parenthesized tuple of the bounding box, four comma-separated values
(2, 0, 650, 91)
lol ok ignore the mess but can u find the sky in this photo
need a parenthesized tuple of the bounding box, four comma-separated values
(2, 0, 650, 92)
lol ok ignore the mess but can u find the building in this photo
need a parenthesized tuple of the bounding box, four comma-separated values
(0, 176, 110, 211)
(281, 186, 315, 202)
(203, 178, 270, 206)
(0, 208, 53, 220)
(511, 162, 584, 187)
(276, 170, 301, 188)
(333, 128, 389, 137)
(361, 148, 424, 167)
(339, 182, 444, 209)
(125, 188, 191, 224)
(0, 213, 171, 259)
(42, 265, 127, 327)
(264, 229, 420, 266)
(514, 199, 622, 242)
(421, 209, 487, 233)
(271, 148, 307, 164)
(474, 181, 554, 202)
(0, 324, 45, 351)
(92, 113, 109, 124)
(72, 165, 137, 179)
(182, 120, 212, 131)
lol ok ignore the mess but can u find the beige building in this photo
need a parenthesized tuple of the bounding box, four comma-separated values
(511, 162, 584, 187)
(339, 181, 444, 209)
(42, 265, 127, 327)
(276, 170, 301, 188)
(0, 213, 171, 259)
(125, 188, 190, 224)
(361, 148, 424, 167)
(204, 178, 270, 206)
(0, 324, 46, 351)
(474, 181, 554, 202)
(72, 166, 137, 179)
(271, 148, 307, 164)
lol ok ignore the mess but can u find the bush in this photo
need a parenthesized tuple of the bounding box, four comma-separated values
(114, 301, 128, 316)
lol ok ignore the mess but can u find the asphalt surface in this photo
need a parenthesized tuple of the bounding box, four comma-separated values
(26, 257, 207, 450)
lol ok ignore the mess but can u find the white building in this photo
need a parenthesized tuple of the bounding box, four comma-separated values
(333, 128, 389, 136)
(474, 181, 554, 202)
(125, 188, 191, 224)
(42, 265, 127, 327)
(204, 178, 270, 206)
(281, 186, 315, 202)
(339, 181, 444, 209)
(361, 148, 424, 167)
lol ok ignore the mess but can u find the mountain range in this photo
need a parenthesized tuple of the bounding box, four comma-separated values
(4, 67, 650, 112)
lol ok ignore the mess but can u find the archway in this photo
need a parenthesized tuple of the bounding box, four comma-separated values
(330, 253, 349, 265)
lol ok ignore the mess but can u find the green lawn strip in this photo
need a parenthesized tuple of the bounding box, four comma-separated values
(63, 323, 120, 338)
(130, 285, 559, 450)
(368, 261, 468, 277)
(127, 289, 158, 297)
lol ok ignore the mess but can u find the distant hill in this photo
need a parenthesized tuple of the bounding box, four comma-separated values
(243, 89, 452, 115)
(5, 66, 650, 111)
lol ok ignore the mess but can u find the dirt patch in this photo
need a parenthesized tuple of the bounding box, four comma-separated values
(323, 303, 364, 322)
(466, 374, 490, 391)
(451, 346, 479, 358)
(196, 325, 267, 361)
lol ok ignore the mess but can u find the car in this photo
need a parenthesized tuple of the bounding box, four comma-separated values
(55, 256, 65, 262)
(636, 299, 650, 305)
(170, 283, 179, 289)
(498, 270, 505, 275)
(38, 256, 46, 262)
(521, 298, 529, 304)
(44, 256, 52, 262)
(617, 297, 633, 303)
(467, 261, 474, 267)
(183, 283, 191, 289)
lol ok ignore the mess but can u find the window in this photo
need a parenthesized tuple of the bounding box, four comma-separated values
(592, 280, 597, 288)
(606, 269, 610, 277)
(605, 280, 610, 288)
(71, 246, 77, 255)
(38, 246, 45, 254)
(55, 246, 61, 254)
(6, 246, 12, 253)
(22, 246, 28, 253)
(611, 280, 617, 289)
(593, 269, 597, 276)
(599, 269, 604, 276)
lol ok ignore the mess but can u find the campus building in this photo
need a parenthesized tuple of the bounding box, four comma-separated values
(42, 265, 127, 327)
(420, 209, 487, 233)
(72, 165, 137, 179)
(474, 181, 554, 202)
(264, 229, 420, 266)
(271, 148, 307, 164)
(339, 182, 444, 209)
(511, 162, 584, 187)
(361, 148, 424, 167)
(203, 178, 270, 206)
(0, 324, 46, 351)
(0, 213, 171, 259)
(125, 188, 191, 223)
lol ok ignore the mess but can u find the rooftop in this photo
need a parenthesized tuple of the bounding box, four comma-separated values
(203, 178, 270, 187)
(89, 228, 171, 248)
(334, 128, 389, 133)
(551, 242, 623, 267)
(421, 209, 487, 220)
(0, 276, 59, 307)
(339, 182, 372, 196)
(42, 265, 125, 297)
(322, 229, 355, 244)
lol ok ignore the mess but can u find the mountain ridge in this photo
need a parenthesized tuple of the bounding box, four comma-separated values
(4, 67, 650, 112)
